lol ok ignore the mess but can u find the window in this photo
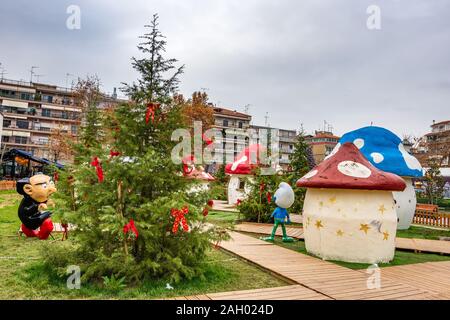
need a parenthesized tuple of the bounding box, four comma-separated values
(20, 92, 32, 100)
(16, 120, 29, 129)
(71, 125, 78, 135)
(1, 136, 10, 143)
(3, 119, 11, 128)
(238, 121, 243, 129)
(238, 180, 246, 190)
(15, 136, 28, 144)
(223, 119, 228, 127)
(42, 109, 51, 117)
(289, 144, 293, 150)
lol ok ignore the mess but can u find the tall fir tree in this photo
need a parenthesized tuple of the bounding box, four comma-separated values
(287, 129, 315, 214)
(46, 14, 223, 284)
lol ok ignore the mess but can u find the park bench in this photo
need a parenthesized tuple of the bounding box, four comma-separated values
(413, 204, 450, 228)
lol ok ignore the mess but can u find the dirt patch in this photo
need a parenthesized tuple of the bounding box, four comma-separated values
(0, 193, 21, 208)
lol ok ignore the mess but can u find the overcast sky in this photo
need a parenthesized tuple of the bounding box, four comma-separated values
(1, 0, 449, 137)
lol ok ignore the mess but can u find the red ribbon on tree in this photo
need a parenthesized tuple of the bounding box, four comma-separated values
(145, 103, 159, 124)
(259, 183, 265, 195)
(207, 200, 214, 207)
(123, 219, 139, 239)
(236, 199, 242, 206)
(90, 157, 104, 183)
(202, 133, 214, 146)
(171, 206, 189, 234)
(53, 171, 59, 182)
(202, 207, 209, 217)
(266, 192, 272, 203)
(109, 150, 121, 158)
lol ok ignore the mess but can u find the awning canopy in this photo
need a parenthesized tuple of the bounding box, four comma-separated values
(2, 148, 64, 169)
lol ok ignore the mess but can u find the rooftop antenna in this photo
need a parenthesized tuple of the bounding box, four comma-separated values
(244, 104, 251, 114)
(0, 64, 7, 80)
(264, 112, 269, 127)
(34, 74, 45, 82)
(30, 66, 39, 83)
(65, 73, 75, 88)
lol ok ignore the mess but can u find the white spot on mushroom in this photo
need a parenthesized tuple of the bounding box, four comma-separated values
(370, 152, 384, 164)
(302, 169, 318, 179)
(337, 161, 372, 178)
(231, 155, 248, 171)
(353, 138, 365, 149)
(398, 143, 422, 171)
(324, 143, 341, 160)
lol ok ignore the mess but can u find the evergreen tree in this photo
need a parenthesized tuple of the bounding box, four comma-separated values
(46, 14, 223, 284)
(424, 159, 445, 205)
(287, 129, 315, 214)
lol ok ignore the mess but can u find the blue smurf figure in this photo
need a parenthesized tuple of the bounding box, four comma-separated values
(261, 182, 295, 242)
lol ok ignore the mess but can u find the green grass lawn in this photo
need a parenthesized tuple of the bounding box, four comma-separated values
(243, 232, 450, 270)
(397, 225, 450, 240)
(207, 210, 240, 228)
(0, 192, 286, 299)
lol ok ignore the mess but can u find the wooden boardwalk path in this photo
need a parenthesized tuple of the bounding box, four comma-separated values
(176, 232, 449, 300)
(234, 222, 450, 255)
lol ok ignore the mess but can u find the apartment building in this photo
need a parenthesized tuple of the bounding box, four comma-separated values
(250, 125, 296, 170)
(0, 79, 81, 161)
(412, 120, 450, 167)
(305, 130, 340, 164)
(0, 78, 122, 163)
(211, 107, 252, 161)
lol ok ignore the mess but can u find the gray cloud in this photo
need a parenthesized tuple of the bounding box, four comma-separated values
(1, 0, 449, 137)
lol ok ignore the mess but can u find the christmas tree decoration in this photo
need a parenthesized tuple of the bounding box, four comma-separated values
(16, 173, 57, 240)
(44, 15, 223, 283)
(145, 102, 160, 124)
(266, 192, 272, 204)
(261, 182, 295, 242)
(182, 155, 215, 194)
(202, 207, 209, 217)
(171, 206, 190, 234)
(90, 157, 104, 183)
(109, 150, 121, 158)
(123, 219, 139, 239)
(297, 142, 406, 264)
(337, 126, 423, 229)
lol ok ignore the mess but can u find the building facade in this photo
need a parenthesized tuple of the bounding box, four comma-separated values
(305, 130, 340, 164)
(412, 120, 450, 167)
(211, 107, 252, 162)
(250, 125, 296, 170)
(0, 78, 122, 163)
(0, 79, 81, 161)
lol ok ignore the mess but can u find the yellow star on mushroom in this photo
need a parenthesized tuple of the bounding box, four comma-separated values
(329, 196, 337, 204)
(359, 224, 370, 234)
(336, 229, 344, 237)
(383, 231, 389, 240)
(378, 204, 387, 215)
(315, 220, 324, 229)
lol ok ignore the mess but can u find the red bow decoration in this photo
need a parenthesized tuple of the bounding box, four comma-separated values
(171, 206, 189, 234)
(202, 133, 214, 146)
(207, 200, 214, 207)
(182, 155, 195, 175)
(90, 157, 104, 183)
(259, 183, 265, 195)
(123, 219, 139, 239)
(202, 207, 209, 217)
(267, 192, 272, 203)
(109, 150, 121, 158)
(53, 171, 59, 182)
(236, 199, 242, 206)
(145, 103, 159, 124)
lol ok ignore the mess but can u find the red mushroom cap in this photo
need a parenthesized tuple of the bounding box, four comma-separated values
(296, 142, 406, 191)
(225, 144, 265, 175)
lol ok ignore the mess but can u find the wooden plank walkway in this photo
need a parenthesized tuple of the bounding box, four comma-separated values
(174, 232, 450, 300)
(179, 285, 331, 300)
(234, 222, 450, 255)
(217, 232, 439, 300)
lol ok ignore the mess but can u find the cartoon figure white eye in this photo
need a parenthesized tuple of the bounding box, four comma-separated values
(42, 183, 48, 189)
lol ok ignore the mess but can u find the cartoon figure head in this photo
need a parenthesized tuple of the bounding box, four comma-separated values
(17, 173, 57, 203)
(274, 182, 295, 209)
